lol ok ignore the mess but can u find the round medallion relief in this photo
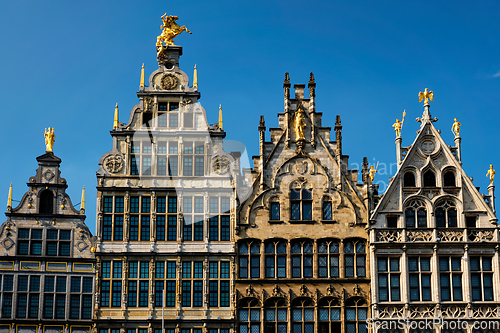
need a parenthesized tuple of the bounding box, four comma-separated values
(160, 74, 179, 90)
(421, 139, 436, 154)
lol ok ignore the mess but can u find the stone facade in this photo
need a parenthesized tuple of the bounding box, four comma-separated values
(235, 73, 372, 333)
(369, 103, 499, 333)
(0, 150, 96, 333)
(94, 45, 241, 333)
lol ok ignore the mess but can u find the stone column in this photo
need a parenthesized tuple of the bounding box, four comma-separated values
(395, 137, 402, 166)
(401, 246, 408, 304)
(431, 245, 439, 302)
(462, 245, 470, 304)
(454, 136, 462, 163)
(488, 184, 495, 213)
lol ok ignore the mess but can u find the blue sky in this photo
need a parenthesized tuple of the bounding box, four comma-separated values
(1, 1, 499, 234)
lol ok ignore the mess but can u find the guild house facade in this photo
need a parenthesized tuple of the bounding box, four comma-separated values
(369, 93, 499, 333)
(93, 14, 243, 333)
(0, 138, 96, 333)
(235, 73, 373, 333)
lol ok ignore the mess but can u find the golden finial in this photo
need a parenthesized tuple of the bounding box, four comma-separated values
(7, 183, 12, 210)
(140, 63, 145, 89)
(156, 14, 192, 62)
(219, 104, 223, 130)
(81, 186, 86, 211)
(418, 88, 434, 106)
(193, 64, 198, 89)
(487, 165, 496, 185)
(44, 127, 55, 152)
(451, 118, 461, 137)
(113, 103, 119, 130)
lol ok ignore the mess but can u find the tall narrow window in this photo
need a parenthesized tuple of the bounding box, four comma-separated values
(181, 261, 203, 307)
(405, 200, 427, 228)
(318, 298, 341, 333)
(239, 241, 260, 279)
(470, 256, 493, 301)
(318, 239, 340, 278)
(238, 299, 261, 333)
(344, 240, 366, 278)
(168, 141, 178, 176)
(378, 257, 401, 302)
(264, 299, 287, 333)
(443, 171, 455, 187)
(409, 257, 432, 301)
(194, 143, 205, 176)
(183, 142, 194, 176)
(157, 142, 167, 175)
(322, 198, 333, 220)
(291, 240, 313, 278)
(291, 188, 312, 220)
(208, 261, 230, 308)
(435, 200, 458, 228)
(439, 257, 462, 302)
(270, 201, 280, 221)
(292, 298, 314, 333)
(345, 298, 368, 333)
(265, 240, 287, 278)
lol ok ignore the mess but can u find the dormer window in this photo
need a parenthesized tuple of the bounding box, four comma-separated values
(39, 190, 54, 214)
(444, 171, 456, 187)
(423, 170, 436, 187)
(158, 102, 179, 128)
(403, 172, 416, 187)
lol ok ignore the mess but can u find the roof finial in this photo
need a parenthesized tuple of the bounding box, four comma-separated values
(113, 103, 119, 130)
(81, 186, 86, 212)
(140, 63, 145, 89)
(7, 183, 12, 211)
(219, 104, 223, 130)
(193, 64, 198, 89)
(44, 128, 55, 152)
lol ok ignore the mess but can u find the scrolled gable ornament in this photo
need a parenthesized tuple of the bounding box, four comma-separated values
(103, 155, 124, 174)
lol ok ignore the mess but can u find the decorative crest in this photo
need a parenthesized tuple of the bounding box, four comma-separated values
(156, 14, 192, 62)
(418, 88, 434, 106)
(44, 127, 55, 152)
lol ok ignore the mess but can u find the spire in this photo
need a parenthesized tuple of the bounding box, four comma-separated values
(7, 183, 12, 211)
(81, 186, 86, 212)
(219, 104, 223, 130)
(193, 64, 198, 89)
(113, 103, 119, 130)
(140, 63, 145, 89)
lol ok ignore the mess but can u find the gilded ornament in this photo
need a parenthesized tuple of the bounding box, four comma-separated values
(44, 127, 55, 152)
(293, 106, 306, 141)
(486, 164, 495, 185)
(451, 118, 461, 137)
(156, 14, 192, 62)
(418, 88, 434, 105)
(160, 74, 179, 90)
(368, 162, 378, 182)
(392, 110, 406, 138)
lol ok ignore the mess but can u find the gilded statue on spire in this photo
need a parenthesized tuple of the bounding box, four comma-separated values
(293, 106, 306, 141)
(418, 88, 434, 106)
(486, 165, 496, 185)
(44, 127, 55, 152)
(392, 110, 406, 138)
(451, 118, 461, 137)
(156, 14, 192, 62)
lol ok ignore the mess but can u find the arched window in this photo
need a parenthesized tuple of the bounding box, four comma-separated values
(39, 190, 54, 214)
(238, 298, 261, 333)
(404, 172, 416, 187)
(345, 297, 368, 333)
(318, 297, 341, 333)
(344, 240, 366, 278)
(322, 197, 333, 220)
(291, 188, 312, 220)
(423, 170, 436, 187)
(264, 298, 287, 333)
(292, 298, 314, 333)
(265, 240, 287, 278)
(435, 201, 458, 228)
(291, 240, 313, 278)
(239, 241, 261, 279)
(443, 171, 455, 187)
(405, 200, 427, 228)
(318, 239, 339, 278)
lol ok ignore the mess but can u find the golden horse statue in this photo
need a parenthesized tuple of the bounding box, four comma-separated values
(157, 14, 192, 61)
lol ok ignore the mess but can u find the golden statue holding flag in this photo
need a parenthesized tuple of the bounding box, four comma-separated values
(392, 110, 406, 138)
